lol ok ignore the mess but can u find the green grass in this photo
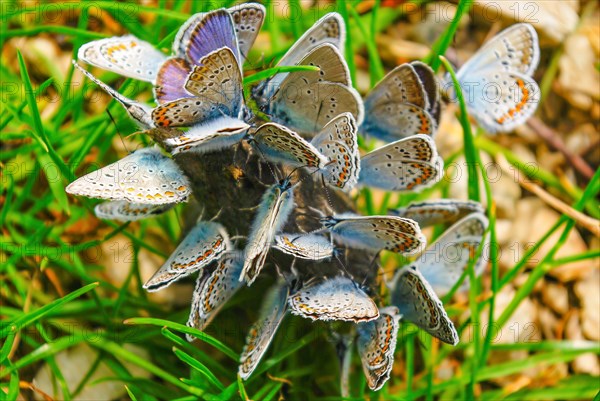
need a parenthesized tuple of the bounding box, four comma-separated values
(1, 1, 598, 400)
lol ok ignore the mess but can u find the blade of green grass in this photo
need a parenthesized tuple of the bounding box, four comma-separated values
(337, 0, 357, 85)
(439, 55, 480, 201)
(348, 6, 384, 85)
(123, 317, 237, 360)
(243, 65, 321, 86)
(427, 0, 473, 72)
(1, 282, 99, 338)
(237, 374, 249, 400)
(89, 337, 204, 396)
(173, 347, 223, 391)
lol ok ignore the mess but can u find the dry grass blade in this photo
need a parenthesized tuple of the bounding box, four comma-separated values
(498, 154, 599, 236)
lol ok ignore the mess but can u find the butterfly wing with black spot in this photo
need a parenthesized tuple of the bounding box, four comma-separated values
(323, 214, 426, 255)
(66, 147, 191, 204)
(357, 306, 401, 390)
(94, 201, 174, 222)
(362, 64, 434, 142)
(390, 265, 458, 345)
(418, 213, 489, 296)
(78, 35, 166, 82)
(241, 181, 295, 285)
(288, 276, 379, 322)
(152, 47, 243, 128)
(143, 221, 231, 291)
(239, 282, 289, 379)
(187, 251, 244, 339)
(359, 134, 443, 192)
(311, 112, 360, 190)
(251, 122, 328, 169)
(390, 199, 484, 227)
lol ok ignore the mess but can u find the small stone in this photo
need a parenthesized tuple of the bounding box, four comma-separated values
(541, 281, 570, 315)
(33, 343, 151, 400)
(564, 312, 600, 375)
(537, 306, 559, 340)
(574, 270, 600, 340)
(473, 1, 578, 44)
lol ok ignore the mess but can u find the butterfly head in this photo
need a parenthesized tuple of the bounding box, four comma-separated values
(320, 215, 337, 229)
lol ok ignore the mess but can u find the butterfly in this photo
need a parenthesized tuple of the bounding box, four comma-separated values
(255, 43, 363, 135)
(288, 276, 379, 322)
(240, 179, 295, 285)
(66, 146, 191, 205)
(73, 61, 155, 129)
(277, 12, 345, 67)
(389, 264, 458, 345)
(390, 199, 485, 227)
(450, 23, 540, 133)
(310, 112, 360, 191)
(274, 233, 334, 260)
(156, 116, 250, 155)
(361, 63, 436, 142)
(77, 35, 167, 83)
(172, 3, 264, 64)
(76, 46, 247, 139)
(358, 134, 444, 192)
(155, 9, 242, 104)
(247, 122, 328, 169)
(186, 251, 244, 339)
(152, 47, 244, 128)
(411, 61, 441, 126)
(254, 12, 346, 101)
(357, 306, 402, 391)
(143, 221, 231, 292)
(239, 282, 289, 379)
(321, 213, 426, 256)
(416, 213, 489, 296)
(94, 200, 174, 222)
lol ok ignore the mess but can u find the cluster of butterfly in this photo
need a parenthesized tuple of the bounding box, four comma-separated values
(65, 3, 539, 391)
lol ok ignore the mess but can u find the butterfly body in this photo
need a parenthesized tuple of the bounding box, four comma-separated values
(241, 179, 295, 285)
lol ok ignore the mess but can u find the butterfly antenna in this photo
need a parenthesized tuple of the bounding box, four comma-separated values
(319, 173, 336, 211)
(288, 164, 327, 191)
(250, 140, 279, 183)
(210, 208, 223, 222)
(105, 109, 129, 153)
(334, 249, 354, 281)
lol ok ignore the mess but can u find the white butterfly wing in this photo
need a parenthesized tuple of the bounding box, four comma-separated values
(66, 147, 191, 205)
(418, 213, 489, 296)
(94, 200, 174, 221)
(78, 35, 166, 82)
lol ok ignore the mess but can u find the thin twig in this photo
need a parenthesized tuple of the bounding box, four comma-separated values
(498, 154, 600, 236)
(527, 117, 595, 180)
